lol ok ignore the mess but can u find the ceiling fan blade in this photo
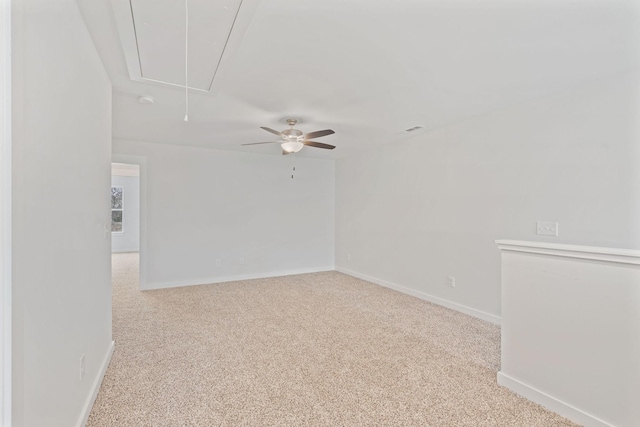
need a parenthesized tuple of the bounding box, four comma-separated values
(304, 129, 335, 140)
(260, 126, 282, 136)
(304, 140, 335, 150)
(241, 141, 280, 146)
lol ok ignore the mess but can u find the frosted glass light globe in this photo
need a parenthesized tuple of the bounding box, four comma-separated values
(281, 141, 304, 153)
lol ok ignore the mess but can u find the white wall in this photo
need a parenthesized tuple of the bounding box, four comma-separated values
(1, 0, 12, 424)
(497, 241, 640, 427)
(113, 139, 335, 290)
(11, 0, 113, 426)
(111, 175, 140, 253)
(336, 72, 640, 321)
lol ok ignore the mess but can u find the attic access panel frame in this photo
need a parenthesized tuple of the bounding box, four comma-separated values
(110, 0, 260, 93)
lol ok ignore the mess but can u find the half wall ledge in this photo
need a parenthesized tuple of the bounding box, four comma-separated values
(496, 240, 640, 427)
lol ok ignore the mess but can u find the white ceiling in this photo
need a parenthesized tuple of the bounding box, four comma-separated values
(130, 0, 243, 90)
(78, 0, 640, 159)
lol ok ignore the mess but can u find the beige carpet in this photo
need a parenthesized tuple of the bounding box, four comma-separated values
(87, 253, 578, 426)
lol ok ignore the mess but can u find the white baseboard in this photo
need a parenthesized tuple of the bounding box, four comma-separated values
(142, 266, 336, 290)
(111, 248, 139, 253)
(77, 340, 115, 427)
(497, 371, 614, 427)
(335, 266, 501, 325)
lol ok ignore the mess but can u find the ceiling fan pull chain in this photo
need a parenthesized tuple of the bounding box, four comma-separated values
(291, 154, 296, 179)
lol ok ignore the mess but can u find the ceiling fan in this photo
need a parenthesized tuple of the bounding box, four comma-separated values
(242, 119, 335, 155)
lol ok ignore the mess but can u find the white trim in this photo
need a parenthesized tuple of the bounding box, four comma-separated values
(0, 0, 11, 424)
(143, 266, 336, 291)
(110, 247, 140, 254)
(497, 372, 615, 427)
(335, 266, 501, 325)
(495, 240, 640, 265)
(76, 341, 114, 427)
(111, 163, 140, 177)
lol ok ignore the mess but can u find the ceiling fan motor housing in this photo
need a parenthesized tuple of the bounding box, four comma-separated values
(281, 123, 305, 153)
(282, 128, 304, 142)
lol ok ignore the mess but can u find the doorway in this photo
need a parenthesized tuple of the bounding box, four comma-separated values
(111, 163, 140, 254)
(110, 154, 147, 290)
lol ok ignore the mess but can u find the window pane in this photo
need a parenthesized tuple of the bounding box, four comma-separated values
(111, 187, 123, 209)
(111, 210, 123, 232)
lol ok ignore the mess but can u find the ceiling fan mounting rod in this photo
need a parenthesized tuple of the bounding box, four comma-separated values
(286, 118, 298, 127)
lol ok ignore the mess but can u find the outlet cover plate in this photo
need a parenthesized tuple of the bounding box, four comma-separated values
(537, 221, 559, 236)
(80, 354, 85, 380)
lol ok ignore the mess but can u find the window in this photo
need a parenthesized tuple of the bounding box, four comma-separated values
(111, 186, 123, 232)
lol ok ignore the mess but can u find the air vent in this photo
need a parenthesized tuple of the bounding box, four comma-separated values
(404, 125, 425, 133)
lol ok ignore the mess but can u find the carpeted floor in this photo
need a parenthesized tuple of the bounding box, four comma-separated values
(87, 253, 578, 426)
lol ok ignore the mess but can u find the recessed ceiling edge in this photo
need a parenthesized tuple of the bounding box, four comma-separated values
(109, 0, 261, 94)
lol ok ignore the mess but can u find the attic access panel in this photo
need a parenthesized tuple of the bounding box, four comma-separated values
(112, 0, 254, 92)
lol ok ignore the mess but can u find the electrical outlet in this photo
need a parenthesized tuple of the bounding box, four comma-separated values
(537, 221, 558, 236)
(239, 257, 245, 265)
(80, 354, 85, 380)
(347, 253, 351, 261)
(215, 259, 222, 267)
(447, 276, 456, 288)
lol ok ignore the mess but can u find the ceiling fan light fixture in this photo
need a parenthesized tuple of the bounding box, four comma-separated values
(243, 119, 335, 154)
(281, 140, 304, 153)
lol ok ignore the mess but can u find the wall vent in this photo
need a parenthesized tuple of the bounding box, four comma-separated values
(403, 125, 425, 133)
